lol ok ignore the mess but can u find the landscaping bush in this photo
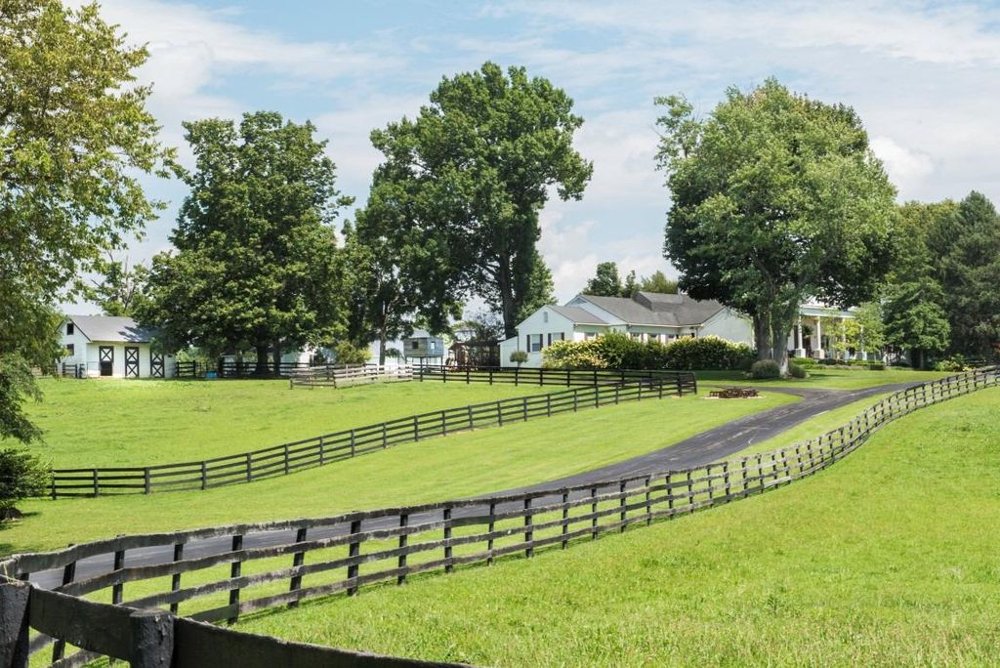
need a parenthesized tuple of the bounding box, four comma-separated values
(662, 335, 756, 370)
(750, 359, 781, 379)
(868, 362, 886, 371)
(542, 339, 608, 370)
(0, 448, 49, 521)
(788, 362, 808, 378)
(791, 356, 816, 367)
(543, 333, 755, 371)
(508, 350, 528, 367)
(934, 356, 969, 372)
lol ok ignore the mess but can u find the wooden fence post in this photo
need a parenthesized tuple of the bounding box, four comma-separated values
(143, 467, 151, 495)
(112, 547, 125, 604)
(228, 534, 244, 624)
(590, 486, 599, 539)
(487, 502, 496, 566)
(0, 579, 30, 668)
(347, 520, 362, 595)
(619, 480, 627, 532)
(92, 468, 99, 497)
(561, 492, 570, 549)
(129, 609, 174, 668)
(444, 507, 453, 573)
(645, 476, 652, 525)
(245, 453, 252, 484)
(170, 543, 184, 614)
(288, 527, 308, 609)
(397, 513, 409, 585)
(524, 498, 534, 557)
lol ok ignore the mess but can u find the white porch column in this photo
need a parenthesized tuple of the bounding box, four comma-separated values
(794, 316, 806, 358)
(840, 316, 848, 360)
(814, 316, 825, 359)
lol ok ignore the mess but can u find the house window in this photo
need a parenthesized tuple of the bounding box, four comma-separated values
(543, 311, 549, 323)
(65, 344, 74, 357)
(411, 340, 419, 349)
(529, 334, 543, 352)
(67, 323, 74, 335)
(548, 332, 564, 346)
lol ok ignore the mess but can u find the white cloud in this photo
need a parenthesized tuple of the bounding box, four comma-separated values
(869, 136, 935, 199)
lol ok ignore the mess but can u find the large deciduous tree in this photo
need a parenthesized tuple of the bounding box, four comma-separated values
(657, 79, 897, 373)
(140, 112, 351, 374)
(367, 62, 592, 338)
(928, 192, 1000, 358)
(1, 0, 173, 445)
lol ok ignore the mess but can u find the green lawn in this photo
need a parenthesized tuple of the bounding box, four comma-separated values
(1, 391, 795, 555)
(697, 366, 949, 390)
(25, 378, 554, 467)
(236, 386, 1000, 667)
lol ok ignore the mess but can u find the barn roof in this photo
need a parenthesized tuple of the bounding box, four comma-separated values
(68, 316, 156, 343)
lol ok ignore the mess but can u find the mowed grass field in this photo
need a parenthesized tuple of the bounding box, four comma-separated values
(24, 378, 555, 467)
(2, 386, 795, 555)
(698, 366, 950, 390)
(237, 386, 1000, 667)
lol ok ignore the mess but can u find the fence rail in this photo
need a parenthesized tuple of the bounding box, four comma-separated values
(4, 366, 996, 668)
(47, 370, 695, 498)
(289, 363, 414, 388)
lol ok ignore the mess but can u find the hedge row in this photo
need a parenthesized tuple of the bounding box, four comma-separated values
(542, 333, 756, 371)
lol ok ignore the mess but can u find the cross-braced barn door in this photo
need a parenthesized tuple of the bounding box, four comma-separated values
(99, 346, 114, 377)
(150, 352, 164, 378)
(125, 346, 139, 378)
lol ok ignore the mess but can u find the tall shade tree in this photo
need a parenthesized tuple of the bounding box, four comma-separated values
(584, 261, 623, 296)
(140, 112, 351, 374)
(1, 0, 173, 442)
(657, 79, 897, 372)
(367, 62, 592, 338)
(928, 192, 1000, 358)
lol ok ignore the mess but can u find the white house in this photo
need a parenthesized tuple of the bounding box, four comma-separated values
(59, 315, 175, 378)
(501, 292, 864, 368)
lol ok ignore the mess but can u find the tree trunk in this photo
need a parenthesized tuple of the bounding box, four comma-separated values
(378, 321, 388, 366)
(498, 256, 517, 340)
(254, 344, 269, 376)
(753, 315, 769, 360)
(271, 341, 281, 376)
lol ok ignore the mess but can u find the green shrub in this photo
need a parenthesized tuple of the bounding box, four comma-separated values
(0, 448, 49, 520)
(508, 350, 528, 366)
(542, 333, 756, 371)
(750, 359, 781, 379)
(934, 356, 968, 372)
(542, 340, 608, 370)
(663, 335, 756, 370)
(791, 356, 816, 367)
(868, 362, 886, 371)
(788, 362, 808, 378)
(334, 341, 369, 365)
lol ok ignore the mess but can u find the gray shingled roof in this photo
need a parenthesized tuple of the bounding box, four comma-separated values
(69, 316, 156, 343)
(575, 292, 725, 327)
(548, 305, 607, 325)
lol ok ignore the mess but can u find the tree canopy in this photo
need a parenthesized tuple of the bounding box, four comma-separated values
(657, 79, 897, 372)
(140, 112, 351, 373)
(366, 62, 592, 338)
(583, 262, 679, 298)
(1, 0, 173, 443)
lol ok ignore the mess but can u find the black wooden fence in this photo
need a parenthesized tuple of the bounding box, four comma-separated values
(47, 371, 695, 498)
(4, 366, 996, 668)
(175, 361, 315, 379)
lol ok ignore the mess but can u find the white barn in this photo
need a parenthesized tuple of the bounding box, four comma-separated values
(59, 315, 175, 378)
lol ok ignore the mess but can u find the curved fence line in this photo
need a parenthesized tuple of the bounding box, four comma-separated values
(2, 366, 996, 668)
(47, 368, 696, 498)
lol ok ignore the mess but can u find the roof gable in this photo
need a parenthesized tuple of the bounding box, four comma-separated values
(67, 316, 156, 343)
(573, 292, 725, 327)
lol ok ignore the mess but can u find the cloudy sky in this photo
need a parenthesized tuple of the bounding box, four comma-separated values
(79, 0, 1000, 308)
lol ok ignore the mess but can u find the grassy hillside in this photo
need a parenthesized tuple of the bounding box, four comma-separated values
(2, 391, 794, 555)
(237, 387, 1000, 667)
(24, 378, 555, 467)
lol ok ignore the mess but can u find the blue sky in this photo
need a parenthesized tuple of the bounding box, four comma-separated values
(77, 0, 1000, 310)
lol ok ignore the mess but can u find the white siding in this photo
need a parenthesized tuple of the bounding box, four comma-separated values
(700, 309, 753, 346)
(511, 306, 577, 368)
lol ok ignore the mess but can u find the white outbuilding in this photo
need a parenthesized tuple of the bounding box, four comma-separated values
(58, 315, 175, 378)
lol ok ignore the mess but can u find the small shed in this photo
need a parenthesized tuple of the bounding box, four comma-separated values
(401, 329, 445, 365)
(59, 315, 175, 379)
